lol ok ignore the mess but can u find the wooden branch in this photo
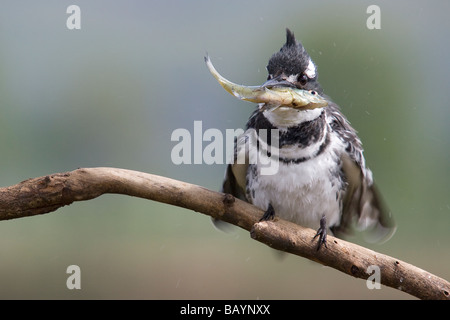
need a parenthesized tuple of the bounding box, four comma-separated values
(0, 167, 449, 300)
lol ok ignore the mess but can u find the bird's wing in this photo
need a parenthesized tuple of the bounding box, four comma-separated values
(221, 127, 252, 198)
(327, 102, 396, 242)
(212, 133, 250, 231)
(221, 162, 248, 201)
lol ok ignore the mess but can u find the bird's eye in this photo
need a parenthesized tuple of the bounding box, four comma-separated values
(298, 73, 308, 85)
(309, 90, 317, 95)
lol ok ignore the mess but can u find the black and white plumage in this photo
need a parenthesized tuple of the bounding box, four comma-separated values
(219, 29, 395, 248)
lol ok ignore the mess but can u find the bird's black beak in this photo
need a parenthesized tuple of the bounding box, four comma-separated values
(262, 75, 296, 89)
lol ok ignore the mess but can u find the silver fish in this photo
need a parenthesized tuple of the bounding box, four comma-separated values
(205, 55, 328, 109)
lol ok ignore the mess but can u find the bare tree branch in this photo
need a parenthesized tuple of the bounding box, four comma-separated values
(0, 167, 449, 300)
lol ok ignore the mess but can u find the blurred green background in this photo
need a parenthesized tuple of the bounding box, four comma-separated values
(0, 0, 449, 299)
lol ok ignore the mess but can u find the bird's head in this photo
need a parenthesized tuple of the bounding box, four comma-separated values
(205, 29, 327, 110)
(265, 28, 322, 94)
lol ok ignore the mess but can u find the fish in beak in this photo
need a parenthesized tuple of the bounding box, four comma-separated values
(205, 55, 328, 110)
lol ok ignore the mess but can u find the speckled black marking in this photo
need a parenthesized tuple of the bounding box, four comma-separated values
(246, 109, 326, 149)
(316, 131, 330, 155)
(278, 130, 330, 164)
(246, 164, 258, 201)
(280, 111, 326, 148)
(328, 153, 346, 191)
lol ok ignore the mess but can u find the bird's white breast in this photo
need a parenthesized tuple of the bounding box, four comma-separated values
(248, 131, 346, 230)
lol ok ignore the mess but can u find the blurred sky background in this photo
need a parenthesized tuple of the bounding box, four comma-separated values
(0, 0, 449, 299)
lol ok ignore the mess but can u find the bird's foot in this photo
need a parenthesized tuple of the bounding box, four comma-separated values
(313, 215, 328, 251)
(259, 203, 275, 221)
